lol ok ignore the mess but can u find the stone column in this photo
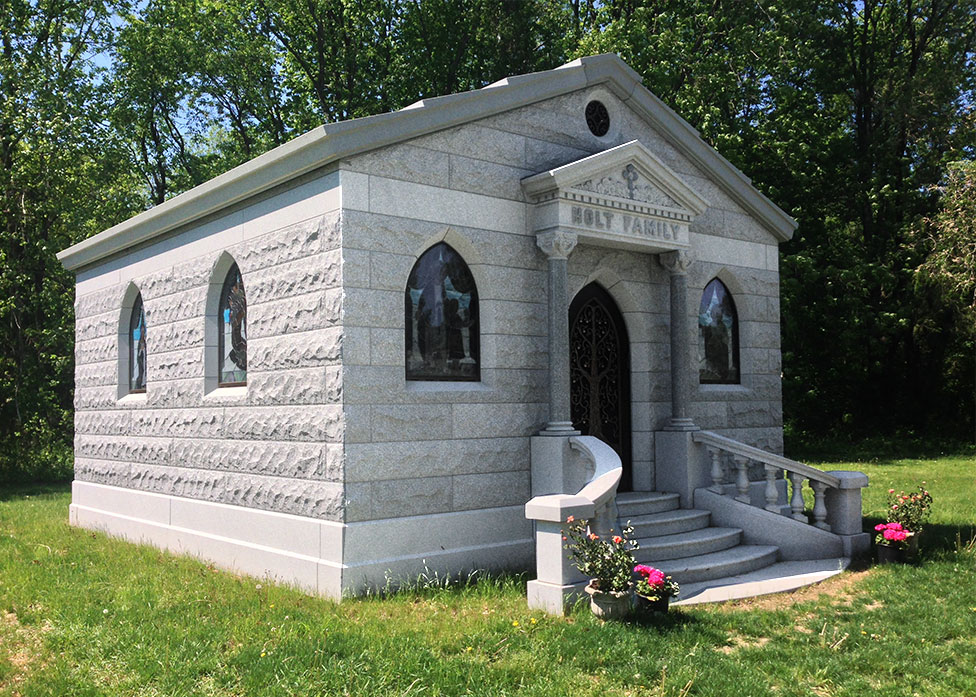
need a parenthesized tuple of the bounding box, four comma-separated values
(659, 250, 697, 431)
(537, 230, 579, 436)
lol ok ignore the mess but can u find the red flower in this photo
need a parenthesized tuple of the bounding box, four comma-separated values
(566, 515, 574, 523)
(612, 535, 623, 544)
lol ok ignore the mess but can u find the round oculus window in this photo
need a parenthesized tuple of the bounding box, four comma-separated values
(585, 100, 610, 137)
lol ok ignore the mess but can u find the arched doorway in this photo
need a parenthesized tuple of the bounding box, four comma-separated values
(569, 283, 632, 491)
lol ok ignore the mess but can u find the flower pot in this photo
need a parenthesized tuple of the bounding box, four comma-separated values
(904, 532, 920, 560)
(877, 543, 903, 564)
(635, 594, 670, 614)
(584, 582, 632, 620)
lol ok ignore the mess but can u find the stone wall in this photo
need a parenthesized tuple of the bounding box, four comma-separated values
(72, 173, 347, 522)
(340, 84, 784, 514)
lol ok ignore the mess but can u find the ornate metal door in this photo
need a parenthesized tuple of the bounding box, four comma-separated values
(569, 283, 632, 491)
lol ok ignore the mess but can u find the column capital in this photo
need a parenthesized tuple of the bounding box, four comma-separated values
(537, 230, 578, 260)
(658, 249, 694, 275)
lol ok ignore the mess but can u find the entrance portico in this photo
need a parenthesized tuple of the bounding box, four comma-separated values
(524, 140, 709, 497)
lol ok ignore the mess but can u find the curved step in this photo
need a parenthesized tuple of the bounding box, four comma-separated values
(673, 558, 850, 606)
(634, 527, 742, 562)
(627, 509, 710, 538)
(655, 545, 779, 584)
(616, 492, 680, 517)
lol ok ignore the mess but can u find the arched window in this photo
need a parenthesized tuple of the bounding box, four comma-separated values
(129, 294, 147, 393)
(405, 243, 479, 381)
(698, 278, 739, 384)
(219, 263, 247, 386)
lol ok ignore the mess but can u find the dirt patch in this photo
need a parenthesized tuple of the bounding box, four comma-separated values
(715, 633, 771, 654)
(0, 610, 48, 692)
(703, 569, 874, 612)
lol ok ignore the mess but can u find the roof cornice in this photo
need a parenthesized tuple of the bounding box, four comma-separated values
(58, 54, 794, 272)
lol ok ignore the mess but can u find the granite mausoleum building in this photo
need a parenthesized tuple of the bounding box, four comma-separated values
(59, 54, 868, 606)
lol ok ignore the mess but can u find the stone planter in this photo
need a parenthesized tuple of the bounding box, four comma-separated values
(876, 543, 903, 564)
(584, 582, 632, 620)
(635, 594, 670, 615)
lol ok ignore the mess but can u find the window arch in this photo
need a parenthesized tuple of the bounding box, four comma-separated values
(218, 263, 247, 386)
(405, 242, 479, 381)
(698, 278, 739, 384)
(129, 294, 147, 393)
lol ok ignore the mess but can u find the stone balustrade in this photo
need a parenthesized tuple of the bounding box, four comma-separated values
(692, 430, 869, 553)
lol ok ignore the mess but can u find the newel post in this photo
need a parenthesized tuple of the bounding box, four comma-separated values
(824, 471, 871, 557)
(524, 495, 594, 615)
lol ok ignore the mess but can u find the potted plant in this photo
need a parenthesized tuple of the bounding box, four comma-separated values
(886, 484, 932, 559)
(874, 521, 913, 563)
(563, 516, 637, 620)
(633, 564, 679, 613)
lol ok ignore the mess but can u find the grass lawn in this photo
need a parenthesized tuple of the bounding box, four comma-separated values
(1, 454, 975, 697)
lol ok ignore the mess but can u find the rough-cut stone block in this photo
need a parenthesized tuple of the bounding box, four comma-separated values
(152, 318, 206, 352)
(75, 434, 172, 465)
(235, 214, 334, 271)
(324, 366, 342, 403)
(129, 464, 225, 502)
(369, 476, 453, 519)
(223, 473, 344, 521)
(76, 361, 116, 389)
(75, 409, 131, 436)
(452, 402, 546, 439)
(74, 458, 131, 486)
(75, 286, 123, 320)
(246, 250, 342, 305)
(145, 287, 207, 325)
(344, 437, 526, 482)
(148, 379, 204, 408)
(341, 248, 370, 289)
(248, 288, 341, 338)
(131, 409, 223, 439)
(168, 438, 332, 480)
(76, 311, 118, 342)
(343, 481, 372, 522)
(246, 368, 331, 406)
(371, 404, 452, 442)
(448, 154, 531, 201)
(224, 405, 343, 442)
(347, 142, 451, 188)
(151, 348, 204, 382)
(453, 470, 529, 511)
(249, 327, 342, 370)
(74, 386, 118, 410)
(76, 336, 117, 366)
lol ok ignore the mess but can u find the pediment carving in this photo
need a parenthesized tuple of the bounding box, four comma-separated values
(573, 163, 683, 210)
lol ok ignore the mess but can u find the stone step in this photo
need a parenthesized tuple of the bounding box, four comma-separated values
(628, 509, 711, 539)
(616, 491, 680, 518)
(653, 545, 779, 585)
(673, 558, 850, 606)
(634, 527, 742, 562)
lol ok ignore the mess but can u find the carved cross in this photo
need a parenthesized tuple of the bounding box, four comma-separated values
(622, 164, 639, 199)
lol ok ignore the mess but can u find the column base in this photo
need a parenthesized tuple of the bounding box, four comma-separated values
(527, 578, 587, 615)
(663, 417, 699, 432)
(537, 422, 580, 436)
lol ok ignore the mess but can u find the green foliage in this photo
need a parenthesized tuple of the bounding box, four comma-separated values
(2, 1, 976, 482)
(563, 517, 637, 593)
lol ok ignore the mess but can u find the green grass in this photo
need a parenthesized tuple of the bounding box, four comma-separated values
(1, 452, 975, 697)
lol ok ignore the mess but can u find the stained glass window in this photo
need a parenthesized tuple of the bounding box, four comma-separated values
(129, 294, 147, 393)
(405, 243, 479, 381)
(219, 263, 247, 386)
(698, 278, 739, 384)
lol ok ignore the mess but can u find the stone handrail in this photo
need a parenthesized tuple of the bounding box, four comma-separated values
(524, 435, 623, 614)
(691, 430, 867, 535)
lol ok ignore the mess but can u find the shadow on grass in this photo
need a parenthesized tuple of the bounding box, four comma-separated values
(862, 513, 976, 560)
(626, 607, 700, 632)
(0, 481, 71, 502)
(786, 432, 976, 464)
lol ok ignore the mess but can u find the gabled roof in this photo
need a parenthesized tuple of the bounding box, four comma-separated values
(58, 53, 796, 272)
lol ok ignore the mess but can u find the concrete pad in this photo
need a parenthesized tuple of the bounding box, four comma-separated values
(673, 557, 850, 606)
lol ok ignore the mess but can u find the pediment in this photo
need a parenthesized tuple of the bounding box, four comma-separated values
(522, 140, 709, 253)
(522, 140, 709, 218)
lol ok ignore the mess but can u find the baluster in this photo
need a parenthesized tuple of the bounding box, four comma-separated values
(733, 456, 751, 503)
(789, 472, 806, 522)
(764, 465, 781, 513)
(811, 480, 831, 530)
(707, 447, 725, 493)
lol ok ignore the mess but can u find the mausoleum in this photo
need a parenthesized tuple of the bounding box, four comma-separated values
(59, 54, 868, 607)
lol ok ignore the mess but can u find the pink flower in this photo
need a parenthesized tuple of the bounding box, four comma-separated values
(888, 489, 895, 494)
(875, 524, 886, 532)
(612, 535, 623, 544)
(566, 516, 574, 523)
